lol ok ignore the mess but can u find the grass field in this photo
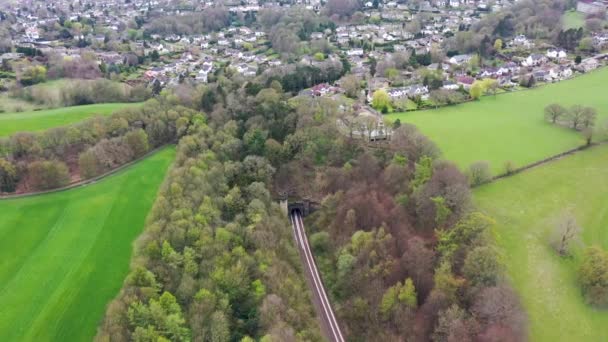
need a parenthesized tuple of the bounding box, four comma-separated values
(0, 103, 141, 137)
(0, 147, 175, 342)
(562, 10, 586, 30)
(474, 144, 608, 342)
(386, 68, 608, 174)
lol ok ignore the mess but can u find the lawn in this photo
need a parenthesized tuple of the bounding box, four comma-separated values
(386, 68, 608, 174)
(0, 147, 175, 342)
(562, 10, 586, 30)
(0, 103, 141, 137)
(474, 144, 608, 342)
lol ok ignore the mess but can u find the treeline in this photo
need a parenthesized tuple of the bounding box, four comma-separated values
(0, 96, 196, 193)
(96, 103, 322, 341)
(144, 7, 231, 36)
(11, 78, 151, 108)
(263, 60, 345, 93)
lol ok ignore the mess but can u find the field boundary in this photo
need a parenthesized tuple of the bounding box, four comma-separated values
(473, 141, 607, 188)
(0, 144, 173, 200)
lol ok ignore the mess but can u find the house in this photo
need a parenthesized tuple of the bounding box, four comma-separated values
(546, 49, 567, 59)
(577, 0, 607, 14)
(522, 54, 547, 67)
(456, 75, 475, 89)
(449, 54, 472, 65)
(442, 81, 460, 90)
(347, 48, 364, 57)
(511, 34, 534, 48)
(311, 83, 339, 97)
(581, 57, 599, 72)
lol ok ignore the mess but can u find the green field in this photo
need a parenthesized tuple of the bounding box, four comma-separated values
(386, 68, 608, 174)
(0, 103, 141, 137)
(474, 144, 608, 342)
(562, 10, 586, 30)
(0, 147, 175, 342)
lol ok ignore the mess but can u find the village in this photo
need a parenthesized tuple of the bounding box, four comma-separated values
(1, 0, 608, 110)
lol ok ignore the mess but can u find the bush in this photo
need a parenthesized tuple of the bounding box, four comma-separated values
(0, 158, 18, 192)
(467, 161, 492, 186)
(579, 247, 608, 308)
(27, 160, 70, 190)
(79, 149, 102, 179)
(503, 160, 516, 175)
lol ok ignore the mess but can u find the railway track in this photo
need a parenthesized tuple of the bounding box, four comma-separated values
(290, 211, 345, 342)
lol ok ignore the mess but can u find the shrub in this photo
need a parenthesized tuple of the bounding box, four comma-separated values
(27, 160, 70, 190)
(79, 149, 102, 179)
(0, 158, 18, 192)
(503, 160, 516, 175)
(579, 247, 608, 308)
(467, 161, 492, 186)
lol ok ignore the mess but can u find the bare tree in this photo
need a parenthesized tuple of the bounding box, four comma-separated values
(550, 213, 582, 257)
(544, 103, 566, 124)
(568, 105, 585, 130)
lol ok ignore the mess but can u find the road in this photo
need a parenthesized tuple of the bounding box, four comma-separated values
(290, 211, 345, 342)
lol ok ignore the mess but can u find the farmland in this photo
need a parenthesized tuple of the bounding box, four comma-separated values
(474, 144, 608, 342)
(0, 147, 175, 342)
(386, 68, 608, 174)
(0, 103, 141, 137)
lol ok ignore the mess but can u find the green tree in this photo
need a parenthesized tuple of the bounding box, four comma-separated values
(125, 129, 150, 157)
(463, 246, 501, 286)
(469, 81, 484, 100)
(579, 247, 608, 307)
(372, 89, 391, 113)
(380, 278, 417, 317)
(493, 38, 503, 52)
(432, 196, 452, 226)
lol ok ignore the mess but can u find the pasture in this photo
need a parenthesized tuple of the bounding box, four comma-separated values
(474, 144, 608, 342)
(0, 103, 141, 137)
(386, 67, 608, 174)
(0, 147, 175, 341)
(562, 10, 586, 30)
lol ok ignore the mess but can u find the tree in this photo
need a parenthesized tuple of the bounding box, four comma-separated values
(493, 38, 503, 53)
(433, 304, 476, 342)
(472, 285, 527, 341)
(19, 65, 47, 86)
(544, 103, 566, 124)
(0, 158, 18, 193)
(125, 129, 150, 157)
(79, 149, 102, 179)
(467, 161, 492, 186)
(579, 246, 608, 307)
(581, 107, 597, 129)
(463, 246, 501, 287)
(27, 160, 70, 191)
(550, 213, 582, 257)
(432, 196, 452, 226)
(380, 278, 417, 317)
(578, 37, 595, 52)
(372, 89, 391, 113)
(469, 81, 485, 100)
(341, 74, 361, 99)
(568, 105, 586, 130)
(585, 18, 603, 33)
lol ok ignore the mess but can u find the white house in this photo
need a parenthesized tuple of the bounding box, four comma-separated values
(448, 54, 472, 65)
(546, 49, 567, 59)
